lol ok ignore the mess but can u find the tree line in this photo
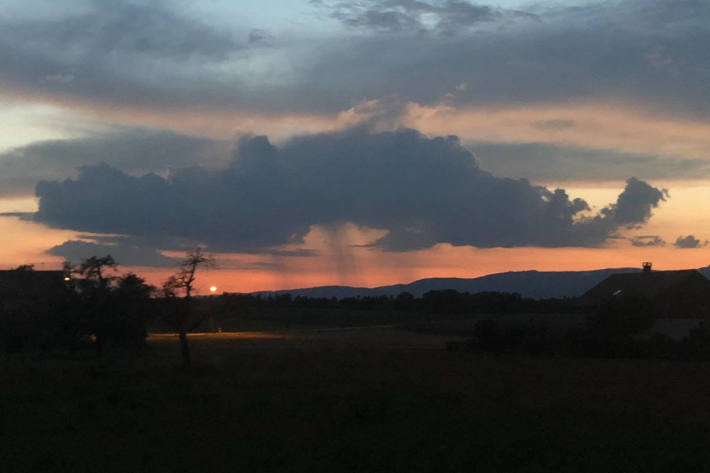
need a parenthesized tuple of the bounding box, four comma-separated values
(0, 248, 213, 366)
(4, 252, 709, 362)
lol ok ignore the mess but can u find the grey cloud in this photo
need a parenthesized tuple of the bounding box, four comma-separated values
(470, 142, 710, 182)
(7, 1, 239, 61)
(318, 0, 500, 34)
(2, 127, 702, 203)
(610, 177, 668, 226)
(269, 249, 320, 257)
(48, 238, 181, 267)
(0, 128, 230, 197)
(629, 235, 666, 247)
(238, 261, 282, 271)
(0, 212, 33, 220)
(0, 0, 708, 119)
(674, 235, 708, 249)
(248, 29, 272, 45)
(0, 0, 250, 111)
(531, 120, 575, 131)
(304, 0, 710, 118)
(34, 128, 667, 254)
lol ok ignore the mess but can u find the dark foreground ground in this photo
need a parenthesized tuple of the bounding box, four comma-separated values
(2, 328, 710, 473)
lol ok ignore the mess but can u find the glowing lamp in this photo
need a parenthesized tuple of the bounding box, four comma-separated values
(209, 285, 218, 294)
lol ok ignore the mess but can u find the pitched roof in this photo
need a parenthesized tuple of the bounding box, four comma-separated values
(583, 270, 710, 318)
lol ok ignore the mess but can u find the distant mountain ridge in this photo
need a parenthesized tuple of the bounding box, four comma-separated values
(252, 267, 710, 300)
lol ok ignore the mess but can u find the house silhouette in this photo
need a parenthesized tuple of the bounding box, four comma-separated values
(0, 270, 66, 311)
(583, 269, 710, 318)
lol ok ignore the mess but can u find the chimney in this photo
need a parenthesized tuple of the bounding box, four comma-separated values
(642, 262, 652, 272)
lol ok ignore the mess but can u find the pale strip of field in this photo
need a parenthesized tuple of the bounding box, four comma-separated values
(148, 331, 288, 341)
(148, 326, 468, 350)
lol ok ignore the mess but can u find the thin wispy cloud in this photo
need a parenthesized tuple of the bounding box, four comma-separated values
(629, 235, 666, 247)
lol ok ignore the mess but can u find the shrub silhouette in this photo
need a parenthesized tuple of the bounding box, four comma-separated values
(473, 319, 501, 349)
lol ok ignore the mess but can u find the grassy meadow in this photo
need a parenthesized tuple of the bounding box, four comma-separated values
(2, 327, 710, 472)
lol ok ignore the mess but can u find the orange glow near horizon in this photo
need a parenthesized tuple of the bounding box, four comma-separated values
(4, 228, 709, 295)
(123, 244, 710, 295)
(2, 181, 710, 294)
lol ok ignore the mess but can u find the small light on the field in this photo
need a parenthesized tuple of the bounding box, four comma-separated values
(63, 276, 71, 282)
(209, 285, 218, 294)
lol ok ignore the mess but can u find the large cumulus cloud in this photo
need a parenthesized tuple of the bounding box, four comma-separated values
(2, 126, 706, 201)
(34, 128, 667, 253)
(3, 127, 707, 201)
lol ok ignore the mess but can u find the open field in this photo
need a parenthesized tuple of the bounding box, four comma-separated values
(3, 327, 710, 472)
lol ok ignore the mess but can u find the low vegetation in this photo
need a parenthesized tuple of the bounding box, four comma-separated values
(3, 331, 710, 472)
(4, 256, 710, 471)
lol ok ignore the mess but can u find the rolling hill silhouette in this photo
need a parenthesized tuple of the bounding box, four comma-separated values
(253, 266, 710, 300)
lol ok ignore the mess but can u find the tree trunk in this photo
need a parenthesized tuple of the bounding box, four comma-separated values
(95, 334, 103, 357)
(179, 330, 191, 367)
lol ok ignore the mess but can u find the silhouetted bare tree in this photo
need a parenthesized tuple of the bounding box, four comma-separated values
(162, 247, 215, 367)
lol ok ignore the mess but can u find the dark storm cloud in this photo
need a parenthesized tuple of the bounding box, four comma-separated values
(629, 235, 665, 247)
(0, 128, 230, 197)
(34, 128, 667, 254)
(470, 143, 710, 182)
(48, 238, 181, 267)
(674, 235, 707, 249)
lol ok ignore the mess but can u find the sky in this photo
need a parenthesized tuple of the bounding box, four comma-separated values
(1, 0, 710, 293)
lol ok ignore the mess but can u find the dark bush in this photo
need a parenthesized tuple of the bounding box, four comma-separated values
(473, 319, 501, 349)
(0, 307, 44, 353)
(684, 322, 710, 359)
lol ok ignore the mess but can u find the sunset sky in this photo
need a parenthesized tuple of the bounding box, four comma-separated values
(2, 0, 710, 293)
